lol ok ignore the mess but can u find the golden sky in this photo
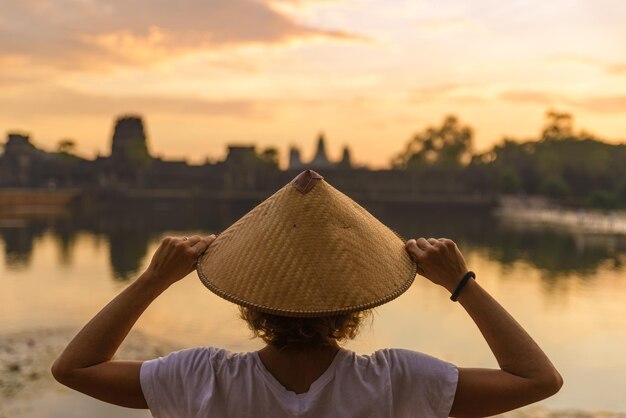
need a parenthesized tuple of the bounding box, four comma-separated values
(1, 0, 625, 168)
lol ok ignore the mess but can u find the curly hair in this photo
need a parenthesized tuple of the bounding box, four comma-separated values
(239, 307, 372, 349)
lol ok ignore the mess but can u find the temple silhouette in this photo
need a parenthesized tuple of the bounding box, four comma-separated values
(0, 115, 495, 205)
(288, 134, 352, 170)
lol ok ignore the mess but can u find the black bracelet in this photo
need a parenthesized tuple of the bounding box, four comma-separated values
(450, 271, 476, 302)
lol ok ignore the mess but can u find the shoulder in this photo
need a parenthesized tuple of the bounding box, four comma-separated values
(341, 348, 457, 391)
(361, 349, 459, 418)
(336, 348, 455, 378)
(146, 346, 221, 367)
(378, 348, 457, 382)
(374, 348, 455, 370)
(142, 346, 256, 379)
(343, 348, 453, 369)
(336, 348, 458, 417)
(140, 347, 257, 415)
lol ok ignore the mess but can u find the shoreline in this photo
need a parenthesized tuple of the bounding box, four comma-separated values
(0, 327, 180, 417)
(1, 327, 624, 418)
(497, 196, 626, 236)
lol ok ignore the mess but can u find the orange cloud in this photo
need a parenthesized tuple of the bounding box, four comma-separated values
(0, 0, 362, 72)
(0, 87, 264, 118)
(410, 84, 486, 104)
(500, 90, 561, 105)
(0, 85, 375, 120)
(581, 95, 626, 113)
(546, 54, 626, 76)
(501, 90, 626, 113)
(415, 17, 486, 33)
(607, 64, 626, 75)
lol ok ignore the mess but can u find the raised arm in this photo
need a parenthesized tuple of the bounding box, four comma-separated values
(51, 234, 215, 408)
(406, 238, 563, 418)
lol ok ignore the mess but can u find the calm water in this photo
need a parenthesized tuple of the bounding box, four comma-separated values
(2, 203, 626, 416)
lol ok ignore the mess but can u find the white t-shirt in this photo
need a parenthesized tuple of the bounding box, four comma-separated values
(140, 347, 458, 418)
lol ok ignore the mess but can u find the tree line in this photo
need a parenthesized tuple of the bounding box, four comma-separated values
(392, 110, 626, 209)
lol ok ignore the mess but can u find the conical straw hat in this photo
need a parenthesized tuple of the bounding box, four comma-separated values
(197, 170, 416, 317)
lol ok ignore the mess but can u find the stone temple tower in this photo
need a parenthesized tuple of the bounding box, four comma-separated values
(310, 133, 333, 169)
(339, 146, 352, 168)
(288, 146, 303, 170)
(110, 115, 150, 164)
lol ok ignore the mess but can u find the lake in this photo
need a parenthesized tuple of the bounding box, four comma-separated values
(1, 202, 626, 417)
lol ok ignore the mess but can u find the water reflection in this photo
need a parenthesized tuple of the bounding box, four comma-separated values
(377, 205, 626, 279)
(1, 220, 42, 268)
(0, 200, 255, 279)
(2, 203, 626, 414)
(1, 203, 625, 283)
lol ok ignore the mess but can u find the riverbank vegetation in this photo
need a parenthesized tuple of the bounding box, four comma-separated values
(394, 111, 626, 209)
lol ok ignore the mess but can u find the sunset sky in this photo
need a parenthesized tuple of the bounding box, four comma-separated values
(1, 0, 625, 167)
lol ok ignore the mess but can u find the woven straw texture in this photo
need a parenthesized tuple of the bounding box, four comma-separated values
(197, 177, 416, 317)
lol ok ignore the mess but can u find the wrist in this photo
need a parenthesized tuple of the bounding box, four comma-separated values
(443, 281, 459, 294)
(449, 271, 475, 301)
(443, 274, 466, 294)
(452, 275, 480, 302)
(137, 270, 172, 294)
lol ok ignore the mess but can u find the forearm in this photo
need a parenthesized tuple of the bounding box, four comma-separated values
(453, 278, 561, 384)
(407, 238, 562, 416)
(50, 235, 213, 408)
(52, 271, 166, 375)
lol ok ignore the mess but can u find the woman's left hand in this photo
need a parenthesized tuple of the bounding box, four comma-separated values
(144, 234, 216, 288)
(405, 237, 468, 293)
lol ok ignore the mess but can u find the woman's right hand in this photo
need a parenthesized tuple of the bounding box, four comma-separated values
(144, 234, 216, 289)
(405, 237, 469, 293)
(407, 237, 563, 417)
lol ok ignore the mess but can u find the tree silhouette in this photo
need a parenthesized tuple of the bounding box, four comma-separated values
(392, 109, 626, 208)
(542, 110, 574, 140)
(259, 147, 279, 168)
(57, 139, 76, 154)
(393, 115, 473, 169)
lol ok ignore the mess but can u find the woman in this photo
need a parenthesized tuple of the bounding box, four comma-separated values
(52, 170, 562, 417)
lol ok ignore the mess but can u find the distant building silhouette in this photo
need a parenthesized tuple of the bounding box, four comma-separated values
(310, 133, 333, 168)
(339, 146, 352, 168)
(288, 133, 353, 170)
(224, 145, 256, 164)
(0, 133, 57, 187)
(111, 116, 151, 164)
(3, 134, 37, 186)
(92, 115, 154, 187)
(288, 147, 303, 170)
(5, 133, 38, 157)
(0, 114, 496, 205)
(1, 117, 361, 190)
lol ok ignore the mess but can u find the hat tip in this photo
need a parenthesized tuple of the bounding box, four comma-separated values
(291, 169, 324, 194)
